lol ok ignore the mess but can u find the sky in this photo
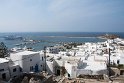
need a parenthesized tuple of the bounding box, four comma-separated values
(0, 0, 124, 32)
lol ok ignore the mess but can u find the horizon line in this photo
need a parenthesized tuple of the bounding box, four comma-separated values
(0, 31, 124, 33)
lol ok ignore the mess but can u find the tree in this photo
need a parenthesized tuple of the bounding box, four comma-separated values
(0, 42, 9, 58)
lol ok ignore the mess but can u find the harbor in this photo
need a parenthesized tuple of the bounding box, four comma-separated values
(0, 0, 124, 82)
(0, 33, 124, 83)
(1, 32, 122, 51)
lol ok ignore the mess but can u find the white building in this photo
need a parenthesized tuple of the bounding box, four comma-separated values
(0, 58, 22, 81)
(2, 38, 124, 80)
(10, 51, 43, 73)
(118, 50, 124, 64)
(64, 56, 108, 78)
(0, 58, 10, 81)
(8, 62, 21, 78)
(78, 56, 108, 75)
(0, 50, 45, 81)
(46, 46, 65, 54)
(65, 60, 78, 78)
(46, 60, 54, 74)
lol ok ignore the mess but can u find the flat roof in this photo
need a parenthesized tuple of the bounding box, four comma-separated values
(11, 51, 39, 56)
(66, 60, 78, 66)
(0, 58, 9, 63)
(82, 56, 107, 71)
(84, 61, 107, 71)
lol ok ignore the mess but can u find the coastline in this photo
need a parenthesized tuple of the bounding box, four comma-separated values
(0, 32, 122, 51)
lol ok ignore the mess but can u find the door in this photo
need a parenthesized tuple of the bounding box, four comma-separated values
(35, 64, 39, 72)
(57, 69, 60, 75)
(2, 73, 6, 80)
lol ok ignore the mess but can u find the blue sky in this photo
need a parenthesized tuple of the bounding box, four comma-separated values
(0, 0, 124, 32)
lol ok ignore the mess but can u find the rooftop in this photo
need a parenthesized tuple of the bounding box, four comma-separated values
(84, 61, 107, 71)
(83, 56, 107, 71)
(66, 60, 79, 66)
(11, 50, 39, 56)
(0, 58, 9, 63)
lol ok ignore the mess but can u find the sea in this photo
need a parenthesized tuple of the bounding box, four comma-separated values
(0, 32, 124, 51)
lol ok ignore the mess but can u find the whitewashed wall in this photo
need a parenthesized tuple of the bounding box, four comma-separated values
(10, 52, 41, 73)
(0, 62, 10, 80)
(9, 65, 21, 78)
(46, 61, 54, 74)
(76, 69, 92, 76)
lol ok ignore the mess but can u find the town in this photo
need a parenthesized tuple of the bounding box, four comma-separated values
(0, 37, 124, 83)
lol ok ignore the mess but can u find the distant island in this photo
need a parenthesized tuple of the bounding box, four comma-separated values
(98, 34, 120, 39)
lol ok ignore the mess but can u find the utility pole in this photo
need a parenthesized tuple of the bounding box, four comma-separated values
(44, 46, 46, 73)
(108, 48, 111, 77)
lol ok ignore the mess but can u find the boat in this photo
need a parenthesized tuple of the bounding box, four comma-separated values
(4, 35, 23, 40)
(10, 46, 34, 52)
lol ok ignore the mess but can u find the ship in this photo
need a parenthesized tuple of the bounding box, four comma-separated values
(4, 35, 23, 40)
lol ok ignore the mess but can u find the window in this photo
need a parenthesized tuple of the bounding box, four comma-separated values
(57, 69, 60, 75)
(20, 67, 22, 72)
(0, 69, 4, 72)
(30, 66, 33, 71)
(117, 60, 120, 64)
(42, 57, 44, 61)
(30, 59, 32, 61)
(13, 68, 16, 72)
(2, 73, 6, 79)
(14, 76, 17, 78)
(68, 73, 70, 77)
